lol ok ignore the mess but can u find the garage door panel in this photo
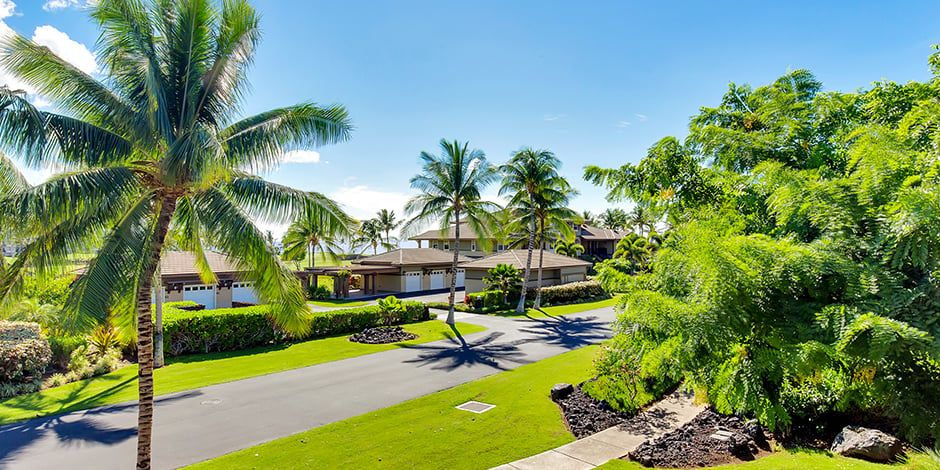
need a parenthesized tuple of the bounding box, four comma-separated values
(429, 270, 445, 290)
(405, 272, 421, 293)
(183, 284, 215, 309)
(232, 282, 257, 304)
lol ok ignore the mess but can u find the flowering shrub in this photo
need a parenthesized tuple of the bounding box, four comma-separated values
(0, 321, 52, 397)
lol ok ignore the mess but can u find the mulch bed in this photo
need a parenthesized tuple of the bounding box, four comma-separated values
(347, 326, 417, 344)
(628, 407, 772, 468)
(554, 382, 634, 438)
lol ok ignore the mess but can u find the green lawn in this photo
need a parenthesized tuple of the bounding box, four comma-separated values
(0, 320, 486, 425)
(188, 345, 599, 470)
(308, 299, 370, 308)
(597, 450, 900, 469)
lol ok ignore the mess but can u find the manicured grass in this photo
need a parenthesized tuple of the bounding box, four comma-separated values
(187, 345, 599, 470)
(596, 449, 899, 469)
(0, 320, 486, 425)
(308, 299, 370, 308)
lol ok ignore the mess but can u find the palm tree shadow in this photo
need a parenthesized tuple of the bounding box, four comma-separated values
(0, 390, 200, 466)
(403, 327, 528, 371)
(517, 315, 611, 349)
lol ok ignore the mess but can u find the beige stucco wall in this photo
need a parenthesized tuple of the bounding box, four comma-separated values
(560, 266, 588, 283)
(165, 289, 184, 303)
(216, 285, 233, 309)
(376, 274, 402, 292)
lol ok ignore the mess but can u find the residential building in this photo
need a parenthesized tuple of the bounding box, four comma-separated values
(574, 224, 632, 259)
(410, 222, 504, 258)
(459, 249, 591, 295)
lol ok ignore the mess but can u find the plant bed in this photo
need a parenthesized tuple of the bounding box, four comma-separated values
(554, 382, 635, 438)
(347, 326, 418, 344)
(627, 407, 772, 468)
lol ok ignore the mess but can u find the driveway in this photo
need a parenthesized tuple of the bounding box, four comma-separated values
(0, 304, 619, 470)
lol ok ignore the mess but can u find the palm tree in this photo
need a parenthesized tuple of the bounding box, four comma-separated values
(554, 238, 584, 258)
(630, 206, 654, 236)
(282, 194, 354, 268)
(404, 139, 498, 325)
(375, 209, 401, 246)
(0, 2, 352, 468)
(530, 184, 578, 308)
(483, 263, 521, 304)
(614, 234, 651, 270)
(600, 207, 628, 230)
(499, 148, 570, 312)
(580, 210, 595, 226)
(0, 149, 27, 272)
(353, 218, 390, 255)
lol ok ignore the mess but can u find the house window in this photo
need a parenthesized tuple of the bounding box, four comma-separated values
(443, 243, 450, 250)
(433, 243, 438, 249)
(497, 243, 505, 252)
(471, 241, 477, 251)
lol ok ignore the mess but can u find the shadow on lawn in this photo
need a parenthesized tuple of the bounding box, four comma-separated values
(402, 326, 528, 371)
(0, 390, 200, 466)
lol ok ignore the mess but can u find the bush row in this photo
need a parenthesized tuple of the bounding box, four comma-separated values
(162, 302, 429, 356)
(535, 280, 607, 305)
(1, 321, 52, 398)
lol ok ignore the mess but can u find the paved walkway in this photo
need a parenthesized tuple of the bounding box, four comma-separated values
(493, 391, 703, 469)
(0, 304, 617, 470)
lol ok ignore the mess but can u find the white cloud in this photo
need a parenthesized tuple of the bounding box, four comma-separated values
(543, 114, 564, 121)
(282, 150, 321, 164)
(42, 0, 93, 11)
(0, 0, 15, 19)
(635, 113, 648, 121)
(616, 121, 631, 128)
(329, 185, 411, 222)
(31, 25, 97, 74)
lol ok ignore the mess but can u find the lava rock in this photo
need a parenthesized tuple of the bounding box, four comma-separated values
(556, 384, 633, 438)
(551, 383, 574, 401)
(348, 326, 418, 344)
(743, 419, 765, 443)
(831, 426, 902, 462)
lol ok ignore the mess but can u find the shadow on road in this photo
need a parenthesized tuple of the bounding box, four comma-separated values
(402, 328, 528, 371)
(517, 315, 611, 349)
(0, 390, 201, 466)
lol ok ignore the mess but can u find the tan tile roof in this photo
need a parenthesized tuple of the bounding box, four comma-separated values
(353, 248, 472, 267)
(578, 225, 632, 241)
(410, 222, 493, 241)
(459, 249, 592, 270)
(160, 251, 242, 276)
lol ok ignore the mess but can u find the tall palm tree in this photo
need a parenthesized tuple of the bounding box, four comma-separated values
(530, 184, 578, 308)
(554, 238, 584, 257)
(580, 210, 595, 226)
(353, 218, 390, 255)
(630, 206, 654, 236)
(282, 193, 354, 268)
(404, 139, 498, 325)
(499, 148, 566, 312)
(0, 2, 352, 468)
(375, 208, 401, 246)
(0, 149, 27, 273)
(600, 207, 628, 230)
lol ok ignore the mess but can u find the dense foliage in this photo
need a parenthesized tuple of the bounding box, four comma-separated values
(0, 321, 51, 398)
(587, 55, 940, 442)
(163, 302, 429, 356)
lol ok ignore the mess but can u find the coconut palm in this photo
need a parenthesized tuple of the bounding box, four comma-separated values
(483, 263, 521, 304)
(353, 218, 392, 255)
(554, 238, 584, 258)
(375, 209, 401, 246)
(499, 148, 560, 312)
(282, 194, 354, 267)
(630, 206, 654, 236)
(600, 207, 628, 230)
(530, 184, 578, 308)
(0, 2, 352, 468)
(404, 139, 498, 325)
(0, 147, 27, 272)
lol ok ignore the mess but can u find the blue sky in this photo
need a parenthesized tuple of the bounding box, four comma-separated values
(3, 0, 940, 242)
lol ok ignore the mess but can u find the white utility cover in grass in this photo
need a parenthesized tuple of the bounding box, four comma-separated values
(456, 401, 496, 414)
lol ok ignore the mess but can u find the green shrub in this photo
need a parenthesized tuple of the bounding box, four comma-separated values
(162, 300, 202, 310)
(533, 280, 607, 305)
(307, 284, 331, 300)
(48, 335, 88, 370)
(377, 296, 405, 314)
(0, 321, 52, 384)
(162, 302, 430, 356)
(0, 379, 42, 399)
(20, 276, 72, 307)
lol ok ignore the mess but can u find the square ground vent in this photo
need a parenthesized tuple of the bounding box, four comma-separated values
(456, 401, 496, 414)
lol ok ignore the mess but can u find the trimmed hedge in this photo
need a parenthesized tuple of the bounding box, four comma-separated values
(162, 302, 430, 356)
(0, 321, 51, 398)
(162, 300, 205, 311)
(534, 280, 607, 305)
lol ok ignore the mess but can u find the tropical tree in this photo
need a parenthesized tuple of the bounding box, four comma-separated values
(353, 218, 392, 255)
(629, 206, 655, 236)
(580, 210, 595, 226)
(281, 193, 354, 267)
(0, 2, 352, 468)
(613, 233, 650, 269)
(0, 147, 27, 273)
(529, 185, 578, 308)
(554, 238, 584, 258)
(404, 139, 498, 325)
(599, 207, 628, 230)
(375, 208, 401, 246)
(499, 148, 565, 313)
(483, 263, 521, 304)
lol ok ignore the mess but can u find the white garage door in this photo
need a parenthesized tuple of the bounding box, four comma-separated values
(405, 272, 422, 293)
(429, 270, 445, 289)
(232, 282, 258, 304)
(183, 284, 215, 309)
(455, 269, 465, 288)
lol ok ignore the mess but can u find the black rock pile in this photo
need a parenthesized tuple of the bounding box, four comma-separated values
(347, 326, 418, 344)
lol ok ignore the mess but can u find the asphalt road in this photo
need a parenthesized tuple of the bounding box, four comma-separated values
(0, 305, 617, 470)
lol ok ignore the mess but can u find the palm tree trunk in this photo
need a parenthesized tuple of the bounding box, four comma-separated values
(534, 217, 546, 309)
(153, 260, 164, 369)
(135, 196, 177, 470)
(516, 208, 536, 313)
(447, 211, 459, 325)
